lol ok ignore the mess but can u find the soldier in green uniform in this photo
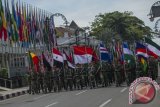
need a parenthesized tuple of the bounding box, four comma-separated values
(43, 69, 48, 93)
(148, 57, 158, 80)
(31, 71, 37, 94)
(101, 62, 108, 87)
(66, 67, 73, 91)
(107, 63, 112, 86)
(27, 71, 32, 94)
(94, 62, 101, 87)
(88, 63, 96, 89)
(72, 69, 77, 90)
(83, 64, 89, 88)
(115, 61, 122, 87)
(75, 64, 83, 90)
(125, 62, 131, 86)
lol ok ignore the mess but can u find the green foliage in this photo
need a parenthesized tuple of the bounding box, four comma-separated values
(91, 11, 152, 43)
(0, 68, 8, 78)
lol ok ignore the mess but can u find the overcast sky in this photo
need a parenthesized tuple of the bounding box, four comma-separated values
(24, 0, 158, 28)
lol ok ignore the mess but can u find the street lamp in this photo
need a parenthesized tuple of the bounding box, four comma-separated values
(148, 1, 160, 21)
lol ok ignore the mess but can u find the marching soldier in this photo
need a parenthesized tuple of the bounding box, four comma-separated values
(66, 68, 73, 91)
(101, 62, 108, 87)
(53, 67, 61, 92)
(125, 62, 131, 86)
(27, 72, 32, 94)
(75, 65, 83, 90)
(115, 61, 122, 87)
(88, 63, 96, 89)
(83, 64, 89, 88)
(148, 57, 158, 80)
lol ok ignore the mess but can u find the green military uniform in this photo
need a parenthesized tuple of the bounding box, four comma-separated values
(115, 63, 122, 87)
(88, 64, 96, 89)
(66, 68, 73, 91)
(101, 63, 108, 87)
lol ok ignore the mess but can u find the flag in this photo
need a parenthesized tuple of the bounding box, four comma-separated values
(63, 51, 75, 69)
(11, 0, 19, 42)
(99, 43, 110, 62)
(52, 48, 64, 63)
(136, 42, 149, 59)
(0, 0, 7, 41)
(73, 46, 94, 64)
(136, 42, 148, 73)
(123, 42, 135, 64)
(49, 16, 57, 46)
(145, 37, 160, 59)
(140, 57, 148, 74)
(42, 52, 52, 71)
(29, 52, 39, 72)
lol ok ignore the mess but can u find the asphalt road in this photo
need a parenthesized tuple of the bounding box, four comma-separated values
(0, 85, 160, 107)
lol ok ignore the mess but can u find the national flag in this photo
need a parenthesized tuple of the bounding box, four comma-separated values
(0, 0, 7, 41)
(52, 48, 64, 63)
(63, 51, 75, 69)
(42, 52, 52, 71)
(29, 52, 39, 72)
(49, 17, 57, 46)
(140, 57, 148, 74)
(99, 43, 110, 62)
(136, 42, 149, 59)
(73, 46, 94, 64)
(145, 37, 160, 59)
(11, 0, 19, 42)
(123, 42, 135, 64)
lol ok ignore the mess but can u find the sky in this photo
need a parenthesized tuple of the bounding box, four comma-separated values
(23, 0, 158, 28)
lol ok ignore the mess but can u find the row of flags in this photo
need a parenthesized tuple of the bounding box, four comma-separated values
(28, 37, 160, 72)
(0, 0, 56, 48)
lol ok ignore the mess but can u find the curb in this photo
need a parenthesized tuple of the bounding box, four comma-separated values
(0, 90, 29, 101)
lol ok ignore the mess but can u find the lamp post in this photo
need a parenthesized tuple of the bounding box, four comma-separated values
(148, 1, 160, 22)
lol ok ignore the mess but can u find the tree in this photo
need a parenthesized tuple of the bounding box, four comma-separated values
(91, 11, 152, 43)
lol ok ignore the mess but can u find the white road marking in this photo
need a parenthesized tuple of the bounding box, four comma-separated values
(120, 88, 127, 93)
(99, 98, 112, 107)
(34, 94, 48, 100)
(76, 90, 87, 95)
(45, 102, 58, 107)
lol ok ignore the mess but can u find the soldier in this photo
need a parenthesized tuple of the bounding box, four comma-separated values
(115, 61, 122, 87)
(82, 64, 89, 88)
(148, 57, 158, 80)
(31, 71, 37, 94)
(27, 72, 32, 94)
(107, 63, 112, 86)
(72, 69, 77, 90)
(101, 62, 108, 87)
(88, 63, 96, 89)
(66, 68, 73, 91)
(94, 62, 101, 87)
(75, 64, 83, 90)
(125, 62, 131, 86)
(53, 67, 61, 92)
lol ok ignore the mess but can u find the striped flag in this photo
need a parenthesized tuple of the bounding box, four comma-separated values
(52, 48, 64, 63)
(99, 43, 110, 62)
(63, 50, 75, 69)
(136, 42, 149, 59)
(145, 37, 160, 59)
(0, 0, 7, 41)
(122, 42, 135, 64)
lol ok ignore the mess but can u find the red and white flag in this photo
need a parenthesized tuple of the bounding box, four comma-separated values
(73, 46, 94, 64)
(63, 51, 76, 69)
(52, 48, 64, 63)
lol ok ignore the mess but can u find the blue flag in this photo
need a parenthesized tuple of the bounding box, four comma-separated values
(99, 43, 110, 62)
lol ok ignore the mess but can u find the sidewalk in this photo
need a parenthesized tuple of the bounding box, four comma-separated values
(0, 87, 29, 101)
